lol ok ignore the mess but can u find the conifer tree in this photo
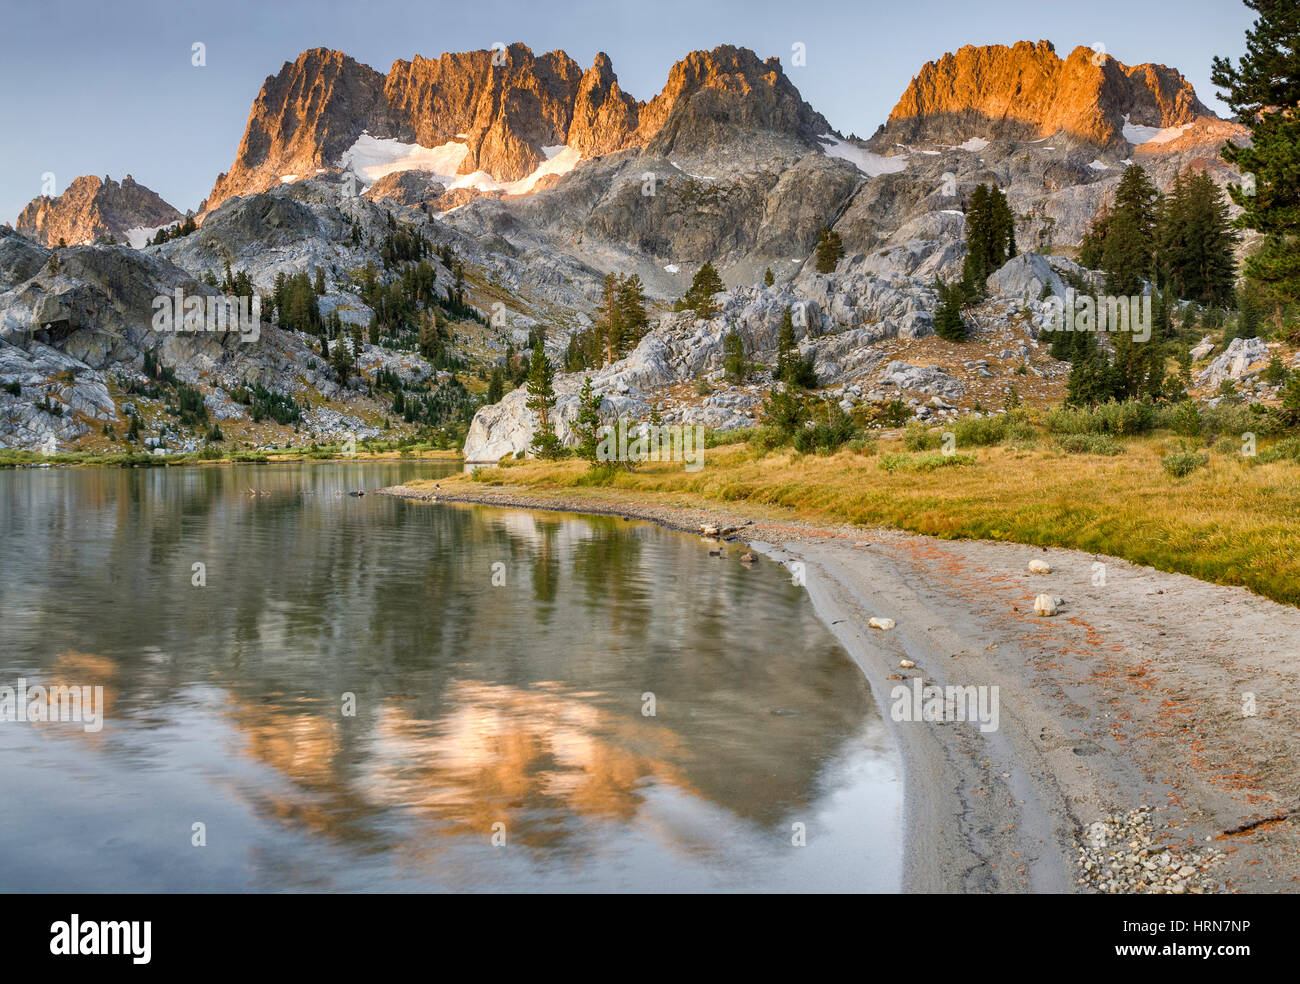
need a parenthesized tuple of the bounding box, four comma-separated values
(526, 342, 562, 458)
(1213, 0, 1300, 300)
(573, 376, 604, 464)
(486, 366, 505, 404)
(723, 331, 746, 383)
(683, 262, 725, 318)
(763, 267, 775, 286)
(814, 228, 845, 274)
(934, 281, 967, 341)
(615, 274, 648, 356)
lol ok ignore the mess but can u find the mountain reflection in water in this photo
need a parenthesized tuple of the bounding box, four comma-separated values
(0, 462, 900, 892)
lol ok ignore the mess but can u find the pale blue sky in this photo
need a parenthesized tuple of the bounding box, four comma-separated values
(0, 0, 1255, 224)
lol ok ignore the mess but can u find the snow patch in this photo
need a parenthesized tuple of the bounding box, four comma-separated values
(1088, 159, 1110, 171)
(339, 133, 580, 196)
(818, 134, 908, 177)
(663, 264, 680, 274)
(957, 137, 989, 152)
(1122, 114, 1192, 146)
(125, 224, 171, 249)
(280, 174, 298, 183)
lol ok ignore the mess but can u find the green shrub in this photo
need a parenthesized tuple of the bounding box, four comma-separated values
(879, 398, 910, 428)
(1168, 400, 1202, 437)
(1057, 433, 1123, 455)
(1253, 436, 1300, 464)
(1162, 449, 1210, 478)
(952, 414, 1010, 447)
(903, 424, 939, 450)
(1044, 399, 1155, 436)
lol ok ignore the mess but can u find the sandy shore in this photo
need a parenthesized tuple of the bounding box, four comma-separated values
(378, 482, 1300, 893)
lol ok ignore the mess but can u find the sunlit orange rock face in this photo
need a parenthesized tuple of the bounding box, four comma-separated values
(202, 43, 827, 214)
(885, 40, 1214, 147)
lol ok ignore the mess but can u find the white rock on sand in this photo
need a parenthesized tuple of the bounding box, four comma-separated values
(1034, 594, 1058, 616)
(869, 616, 896, 630)
(1028, 559, 1052, 574)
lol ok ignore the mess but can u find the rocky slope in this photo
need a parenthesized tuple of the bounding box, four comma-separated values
(16, 174, 182, 248)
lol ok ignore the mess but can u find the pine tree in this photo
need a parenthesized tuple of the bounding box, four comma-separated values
(1237, 282, 1264, 340)
(961, 184, 1016, 298)
(486, 366, 505, 404)
(313, 266, 326, 295)
(763, 267, 775, 286)
(418, 309, 441, 362)
(775, 307, 796, 379)
(330, 328, 352, 384)
(615, 274, 648, 356)
(1103, 164, 1161, 294)
(934, 281, 967, 341)
(1159, 168, 1238, 305)
(723, 331, 746, 383)
(814, 228, 845, 274)
(683, 262, 725, 318)
(1213, 0, 1300, 300)
(573, 376, 604, 464)
(526, 342, 562, 458)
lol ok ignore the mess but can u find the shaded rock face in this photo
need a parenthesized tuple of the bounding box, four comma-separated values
(205, 43, 828, 213)
(16, 175, 182, 248)
(0, 228, 51, 289)
(882, 40, 1212, 148)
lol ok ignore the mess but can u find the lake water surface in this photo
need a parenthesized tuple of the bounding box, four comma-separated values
(0, 462, 900, 892)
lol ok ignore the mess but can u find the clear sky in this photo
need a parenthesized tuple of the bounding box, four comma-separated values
(0, 0, 1256, 225)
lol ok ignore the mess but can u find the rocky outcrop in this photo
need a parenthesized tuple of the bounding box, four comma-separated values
(0, 227, 51, 289)
(462, 270, 938, 460)
(882, 40, 1213, 148)
(568, 53, 642, 157)
(16, 175, 182, 248)
(1194, 336, 1270, 389)
(362, 169, 446, 207)
(636, 45, 830, 157)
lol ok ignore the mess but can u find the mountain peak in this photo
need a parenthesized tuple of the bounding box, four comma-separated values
(202, 42, 828, 214)
(883, 40, 1213, 147)
(16, 173, 181, 247)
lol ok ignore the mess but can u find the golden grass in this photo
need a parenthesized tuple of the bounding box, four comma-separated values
(425, 436, 1300, 606)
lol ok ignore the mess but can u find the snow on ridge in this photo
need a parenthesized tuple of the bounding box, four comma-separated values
(818, 133, 908, 177)
(126, 224, 170, 249)
(337, 133, 581, 196)
(1121, 114, 1192, 146)
(956, 137, 989, 152)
